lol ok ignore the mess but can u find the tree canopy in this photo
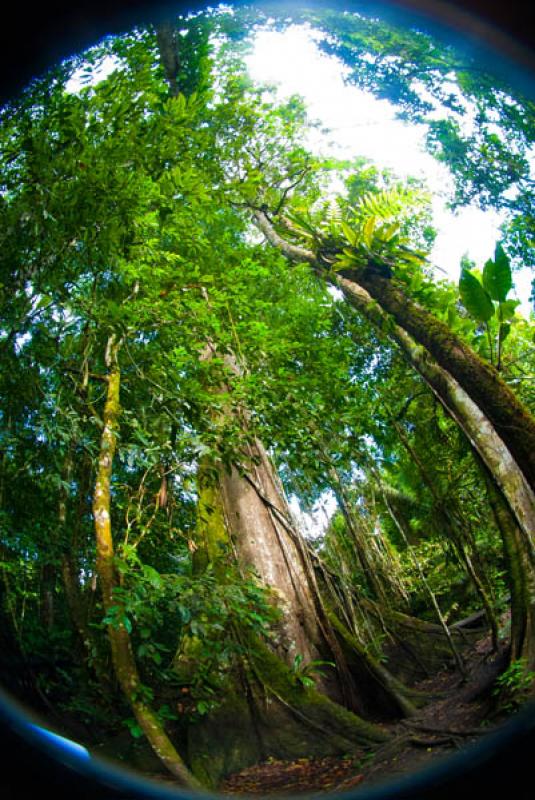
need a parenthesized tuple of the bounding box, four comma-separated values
(1, 4, 534, 792)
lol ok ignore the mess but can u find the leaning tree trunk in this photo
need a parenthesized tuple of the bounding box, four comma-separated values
(338, 278, 535, 666)
(480, 462, 535, 670)
(349, 268, 535, 491)
(252, 209, 535, 497)
(330, 275, 535, 551)
(92, 335, 199, 789)
(251, 209, 535, 668)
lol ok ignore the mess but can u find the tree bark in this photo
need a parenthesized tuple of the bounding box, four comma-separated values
(155, 23, 181, 98)
(187, 441, 400, 787)
(342, 269, 535, 492)
(251, 209, 535, 496)
(93, 335, 199, 789)
(480, 462, 535, 670)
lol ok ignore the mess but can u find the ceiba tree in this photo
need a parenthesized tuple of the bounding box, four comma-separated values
(2, 9, 534, 791)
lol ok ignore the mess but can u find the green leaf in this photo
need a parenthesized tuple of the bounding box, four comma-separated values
(459, 269, 495, 323)
(499, 323, 511, 343)
(125, 719, 144, 739)
(362, 216, 376, 247)
(499, 299, 520, 321)
(482, 245, 512, 302)
(143, 564, 162, 589)
(340, 221, 357, 246)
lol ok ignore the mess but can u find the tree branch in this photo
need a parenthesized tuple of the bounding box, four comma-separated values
(251, 208, 319, 269)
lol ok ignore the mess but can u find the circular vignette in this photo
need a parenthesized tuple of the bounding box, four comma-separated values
(0, 2, 534, 798)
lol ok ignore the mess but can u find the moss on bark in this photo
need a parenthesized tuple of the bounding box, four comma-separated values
(187, 639, 388, 788)
(93, 337, 199, 789)
(346, 271, 535, 492)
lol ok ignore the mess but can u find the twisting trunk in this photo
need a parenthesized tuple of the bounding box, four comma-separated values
(92, 335, 199, 789)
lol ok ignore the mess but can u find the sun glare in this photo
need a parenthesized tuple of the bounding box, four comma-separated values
(246, 24, 531, 315)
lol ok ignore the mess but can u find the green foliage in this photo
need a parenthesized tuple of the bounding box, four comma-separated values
(0, 6, 533, 752)
(459, 269, 495, 323)
(299, 6, 534, 264)
(458, 243, 521, 367)
(483, 245, 513, 303)
(291, 654, 335, 689)
(492, 660, 535, 713)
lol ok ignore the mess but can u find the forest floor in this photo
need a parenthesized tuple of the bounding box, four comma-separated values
(86, 624, 524, 795)
(219, 631, 511, 795)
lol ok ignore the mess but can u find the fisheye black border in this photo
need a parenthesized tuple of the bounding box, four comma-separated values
(0, 0, 533, 104)
(1, 1, 534, 798)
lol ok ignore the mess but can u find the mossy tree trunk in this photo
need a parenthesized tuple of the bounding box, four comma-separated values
(252, 209, 535, 510)
(92, 335, 200, 789)
(480, 463, 535, 670)
(340, 269, 535, 493)
(186, 436, 428, 786)
(222, 437, 417, 713)
(337, 278, 534, 668)
(332, 276, 535, 549)
(251, 209, 535, 671)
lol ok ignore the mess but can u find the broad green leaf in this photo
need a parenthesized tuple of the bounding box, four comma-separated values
(482, 245, 512, 302)
(499, 299, 520, 321)
(459, 269, 494, 322)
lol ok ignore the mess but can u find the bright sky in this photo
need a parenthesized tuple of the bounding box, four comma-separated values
(65, 20, 531, 534)
(65, 24, 531, 316)
(245, 22, 532, 533)
(245, 24, 532, 317)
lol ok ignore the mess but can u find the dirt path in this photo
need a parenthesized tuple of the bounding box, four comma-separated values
(220, 637, 510, 795)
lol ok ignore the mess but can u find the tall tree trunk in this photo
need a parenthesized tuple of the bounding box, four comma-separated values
(92, 335, 199, 789)
(227, 438, 417, 711)
(186, 426, 437, 784)
(480, 462, 535, 670)
(220, 440, 335, 672)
